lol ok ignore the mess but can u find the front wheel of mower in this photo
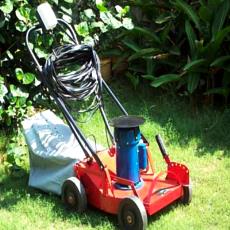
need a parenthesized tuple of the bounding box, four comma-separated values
(61, 177, 87, 213)
(181, 183, 192, 204)
(118, 196, 147, 230)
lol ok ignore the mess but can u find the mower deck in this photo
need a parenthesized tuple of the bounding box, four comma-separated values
(74, 147, 187, 216)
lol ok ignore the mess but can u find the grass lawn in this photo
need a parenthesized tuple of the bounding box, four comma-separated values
(0, 79, 230, 230)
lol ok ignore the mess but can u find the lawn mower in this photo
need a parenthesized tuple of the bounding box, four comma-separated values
(25, 3, 192, 230)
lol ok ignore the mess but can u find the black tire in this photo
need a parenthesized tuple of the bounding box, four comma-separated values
(181, 184, 192, 204)
(61, 177, 87, 213)
(118, 196, 148, 230)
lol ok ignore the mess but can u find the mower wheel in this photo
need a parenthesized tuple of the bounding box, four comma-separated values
(118, 196, 147, 230)
(61, 177, 87, 213)
(181, 183, 192, 204)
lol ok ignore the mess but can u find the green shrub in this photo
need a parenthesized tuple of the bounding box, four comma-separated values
(0, 0, 133, 129)
(117, 0, 230, 102)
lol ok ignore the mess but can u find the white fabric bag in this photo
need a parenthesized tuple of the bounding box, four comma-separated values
(22, 110, 103, 195)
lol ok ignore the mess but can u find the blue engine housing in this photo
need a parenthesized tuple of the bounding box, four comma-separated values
(114, 126, 148, 187)
(115, 127, 141, 184)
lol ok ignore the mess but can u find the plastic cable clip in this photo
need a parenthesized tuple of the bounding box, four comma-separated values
(37, 2, 57, 30)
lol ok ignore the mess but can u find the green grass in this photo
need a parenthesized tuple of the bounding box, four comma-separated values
(0, 78, 230, 230)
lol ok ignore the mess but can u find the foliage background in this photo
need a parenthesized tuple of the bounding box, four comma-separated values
(0, 0, 229, 169)
(0, 0, 132, 129)
(0, 0, 229, 130)
(115, 0, 230, 103)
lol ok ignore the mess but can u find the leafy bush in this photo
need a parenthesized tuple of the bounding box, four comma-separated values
(0, 0, 133, 130)
(0, 0, 36, 128)
(117, 0, 230, 102)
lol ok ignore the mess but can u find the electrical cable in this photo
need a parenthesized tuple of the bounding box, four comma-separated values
(43, 44, 103, 116)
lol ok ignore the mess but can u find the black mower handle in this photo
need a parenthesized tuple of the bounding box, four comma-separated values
(155, 135, 168, 157)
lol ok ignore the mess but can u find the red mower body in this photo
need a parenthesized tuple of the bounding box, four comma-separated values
(74, 145, 190, 216)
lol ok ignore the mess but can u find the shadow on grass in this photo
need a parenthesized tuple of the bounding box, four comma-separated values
(0, 170, 29, 209)
(104, 78, 230, 157)
(0, 169, 191, 230)
(0, 171, 117, 229)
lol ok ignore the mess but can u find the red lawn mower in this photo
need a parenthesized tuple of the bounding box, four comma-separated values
(26, 3, 192, 230)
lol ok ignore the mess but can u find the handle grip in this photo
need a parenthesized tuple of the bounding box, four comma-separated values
(155, 134, 168, 157)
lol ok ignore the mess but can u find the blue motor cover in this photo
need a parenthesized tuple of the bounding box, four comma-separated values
(138, 142, 148, 170)
(115, 127, 141, 184)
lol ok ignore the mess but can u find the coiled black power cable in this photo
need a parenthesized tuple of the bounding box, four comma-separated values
(43, 44, 103, 114)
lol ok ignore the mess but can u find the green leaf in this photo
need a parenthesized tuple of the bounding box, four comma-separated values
(0, 15, 5, 28)
(115, 5, 123, 16)
(150, 74, 180, 87)
(43, 34, 54, 47)
(63, 0, 74, 3)
(128, 48, 161, 61)
(132, 26, 161, 44)
(0, 33, 5, 43)
(0, 75, 3, 84)
(184, 59, 206, 71)
(0, 0, 13, 14)
(155, 14, 173, 24)
(122, 17, 134, 30)
(122, 39, 140, 52)
(15, 21, 27, 32)
(169, 46, 181, 56)
(15, 68, 34, 85)
(210, 56, 230, 67)
(147, 59, 155, 75)
(141, 75, 155, 80)
(50, 0, 59, 5)
(60, 5, 72, 15)
(187, 73, 200, 93)
(126, 72, 139, 88)
(199, 6, 212, 22)
(15, 68, 24, 81)
(84, 9, 95, 19)
(160, 22, 173, 43)
(9, 85, 29, 98)
(100, 12, 122, 29)
(185, 20, 197, 58)
(34, 47, 48, 59)
(174, 0, 201, 31)
(0, 81, 8, 103)
(15, 6, 30, 23)
(96, 0, 108, 12)
(74, 22, 89, 37)
(6, 50, 13, 60)
(91, 21, 107, 33)
(83, 36, 95, 46)
(205, 87, 230, 97)
(212, 0, 230, 38)
(203, 26, 230, 59)
(215, 26, 230, 44)
(115, 5, 130, 17)
(22, 73, 35, 85)
(208, 0, 221, 10)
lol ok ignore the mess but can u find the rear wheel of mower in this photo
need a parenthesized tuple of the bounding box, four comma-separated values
(118, 196, 147, 230)
(181, 183, 192, 204)
(61, 177, 87, 213)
